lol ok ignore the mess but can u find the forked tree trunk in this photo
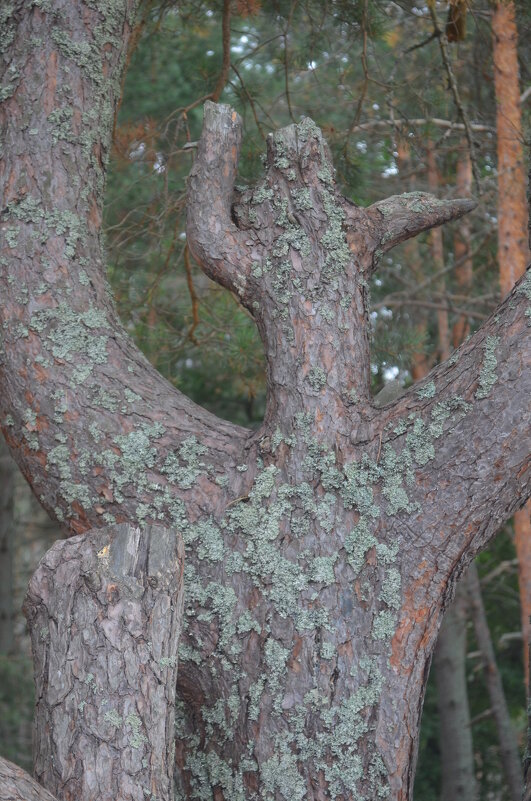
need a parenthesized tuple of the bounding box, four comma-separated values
(0, 3, 530, 800)
(22, 523, 184, 801)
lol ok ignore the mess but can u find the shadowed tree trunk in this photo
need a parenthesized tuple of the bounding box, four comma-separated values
(492, 0, 531, 693)
(0, 438, 15, 655)
(0, 3, 530, 800)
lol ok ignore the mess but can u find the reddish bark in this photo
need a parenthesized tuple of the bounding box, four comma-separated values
(492, 0, 531, 692)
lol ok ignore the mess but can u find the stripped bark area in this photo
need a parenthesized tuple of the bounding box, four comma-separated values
(23, 524, 184, 801)
(0, 3, 530, 800)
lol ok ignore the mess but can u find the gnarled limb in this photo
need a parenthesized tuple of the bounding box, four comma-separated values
(23, 524, 184, 801)
(367, 192, 477, 258)
(0, 2, 250, 534)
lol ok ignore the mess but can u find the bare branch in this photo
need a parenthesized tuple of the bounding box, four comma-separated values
(369, 192, 477, 254)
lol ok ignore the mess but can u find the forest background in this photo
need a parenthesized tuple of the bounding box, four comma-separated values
(0, 0, 530, 798)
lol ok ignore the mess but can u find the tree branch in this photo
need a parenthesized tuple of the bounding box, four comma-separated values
(186, 101, 252, 294)
(368, 192, 477, 256)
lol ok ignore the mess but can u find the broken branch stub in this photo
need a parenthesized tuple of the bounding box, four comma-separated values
(23, 524, 184, 801)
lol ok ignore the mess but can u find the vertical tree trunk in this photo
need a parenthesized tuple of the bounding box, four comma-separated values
(433, 585, 477, 801)
(23, 524, 184, 801)
(426, 142, 450, 364)
(467, 563, 523, 801)
(396, 138, 430, 380)
(0, 438, 15, 655)
(492, 0, 531, 694)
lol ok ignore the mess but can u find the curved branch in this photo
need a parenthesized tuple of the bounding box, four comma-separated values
(187, 101, 252, 293)
(379, 269, 530, 584)
(0, 2, 250, 534)
(368, 192, 477, 256)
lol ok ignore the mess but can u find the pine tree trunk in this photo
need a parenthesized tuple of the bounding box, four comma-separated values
(22, 523, 184, 801)
(492, 0, 531, 694)
(434, 583, 477, 801)
(466, 563, 523, 800)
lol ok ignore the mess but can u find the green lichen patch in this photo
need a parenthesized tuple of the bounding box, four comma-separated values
(475, 336, 500, 399)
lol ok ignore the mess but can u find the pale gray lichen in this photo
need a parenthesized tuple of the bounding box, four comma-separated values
(476, 336, 500, 399)
(416, 380, 436, 399)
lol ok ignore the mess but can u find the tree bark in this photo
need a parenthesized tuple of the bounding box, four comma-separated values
(0, 755, 58, 801)
(1, 4, 530, 800)
(22, 523, 184, 801)
(466, 563, 523, 801)
(0, 437, 15, 654)
(492, 0, 531, 693)
(433, 583, 477, 801)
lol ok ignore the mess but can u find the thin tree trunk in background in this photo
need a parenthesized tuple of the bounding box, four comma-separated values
(426, 141, 450, 363)
(452, 144, 473, 347)
(0, 756, 58, 801)
(467, 563, 523, 801)
(0, 438, 15, 655)
(396, 138, 430, 380)
(433, 584, 477, 801)
(492, 0, 531, 693)
(23, 524, 184, 801)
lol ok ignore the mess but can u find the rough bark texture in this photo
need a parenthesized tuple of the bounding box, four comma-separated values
(23, 523, 184, 801)
(433, 583, 477, 801)
(0, 437, 15, 654)
(0, 755, 58, 801)
(466, 563, 523, 801)
(492, 0, 531, 693)
(1, 4, 530, 800)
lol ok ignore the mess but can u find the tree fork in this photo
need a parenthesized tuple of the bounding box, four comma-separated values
(21, 523, 184, 801)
